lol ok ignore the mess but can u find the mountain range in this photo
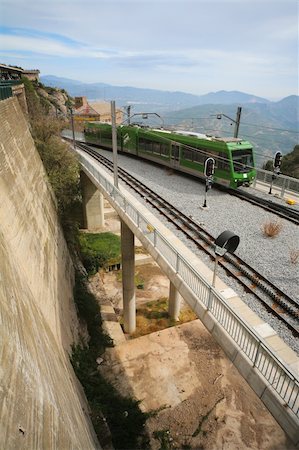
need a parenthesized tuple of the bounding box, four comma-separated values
(41, 75, 298, 167)
(40, 75, 271, 112)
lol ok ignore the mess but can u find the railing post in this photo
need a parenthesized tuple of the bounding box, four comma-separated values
(253, 341, 261, 368)
(175, 253, 180, 273)
(280, 177, 286, 198)
(207, 285, 213, 310)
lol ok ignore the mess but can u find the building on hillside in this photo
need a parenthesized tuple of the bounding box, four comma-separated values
(73, 96, 101, 121)
(0, 63, 37, 112)
(89, 101, 123, 124)
(22, 70, 40, 81)
(0, 64, 40, 82)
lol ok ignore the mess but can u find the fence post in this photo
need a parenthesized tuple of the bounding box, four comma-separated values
(207, 285, 213, 310)
(175, 253, 180, 273)
(253, 340, 261, 368)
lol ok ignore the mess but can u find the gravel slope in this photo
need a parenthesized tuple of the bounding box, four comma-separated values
(93, 148, 299, 354)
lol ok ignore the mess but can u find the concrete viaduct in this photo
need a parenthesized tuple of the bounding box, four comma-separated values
(77, 145, 299, 445)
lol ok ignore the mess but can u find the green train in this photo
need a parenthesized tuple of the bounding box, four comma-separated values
(84, 122, 256, 188)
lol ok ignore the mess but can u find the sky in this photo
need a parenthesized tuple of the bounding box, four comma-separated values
(0, 0, 298, 100)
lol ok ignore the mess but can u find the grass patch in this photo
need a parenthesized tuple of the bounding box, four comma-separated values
(71, 274, 150, 449)
(134, 246, 149, 255)
(116, 270, 145, 289)
(131, 298, 197, 338)
(79, 232, 121, 274)
(153, 429, 173, 450)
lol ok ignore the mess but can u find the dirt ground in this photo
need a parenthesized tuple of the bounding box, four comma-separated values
(89, 263, 296, 450)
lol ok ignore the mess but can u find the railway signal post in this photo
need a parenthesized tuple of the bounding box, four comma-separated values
(269, 151, 282, 194)
(203, 157, 215, 208)
(111, 100, 119, 188)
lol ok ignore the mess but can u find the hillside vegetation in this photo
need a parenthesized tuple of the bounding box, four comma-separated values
(23, 77, 81, 238)
(263, 145, 299, 179)
(281, 145, 299, 178)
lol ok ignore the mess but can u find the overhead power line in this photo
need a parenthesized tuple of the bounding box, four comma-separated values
(165, 117, 299, 134)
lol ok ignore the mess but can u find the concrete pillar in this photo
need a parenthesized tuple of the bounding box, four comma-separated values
(168, 281, 181, 321)
(80, 171, 104, 230)
(121, 220, 136, 334)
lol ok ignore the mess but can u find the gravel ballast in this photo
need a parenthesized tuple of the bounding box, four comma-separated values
(92, 148, 299, 355)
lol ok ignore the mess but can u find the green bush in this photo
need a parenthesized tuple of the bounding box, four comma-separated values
(79, 232, 121, 274)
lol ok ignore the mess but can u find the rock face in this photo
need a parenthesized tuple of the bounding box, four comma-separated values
(0, 97, 99, 449)
(37, 84, 70, 118)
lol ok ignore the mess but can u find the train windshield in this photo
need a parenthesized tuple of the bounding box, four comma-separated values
(232, 149, 254, 172)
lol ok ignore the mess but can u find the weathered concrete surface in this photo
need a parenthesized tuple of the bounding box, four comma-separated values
(0, 98, 99, 449)
(92, 209, 297, 449)
(100, 321, 296, 450)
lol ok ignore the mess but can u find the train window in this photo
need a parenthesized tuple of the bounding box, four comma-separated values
(152, 142, 161, 155)
(139, 138, 153, 153)
(217, 152, 230, 170)
(171, 144, 180, 159)
(193, 149, 206, 164)
(232, 149, 254, 172)
(182, 148, 193, 161)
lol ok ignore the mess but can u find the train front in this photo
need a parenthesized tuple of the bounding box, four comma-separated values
(229, 140, 256, 187)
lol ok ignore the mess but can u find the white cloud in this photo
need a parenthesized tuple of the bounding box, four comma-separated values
(0, 0, 297, 98)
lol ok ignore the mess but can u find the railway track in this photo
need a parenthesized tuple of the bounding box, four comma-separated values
(78, 142, 299, 336)
(226, 187, 299, 226)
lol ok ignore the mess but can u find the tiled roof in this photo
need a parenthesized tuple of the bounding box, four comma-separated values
(74, 104, 99, 116)
(90, 102, 122, 115)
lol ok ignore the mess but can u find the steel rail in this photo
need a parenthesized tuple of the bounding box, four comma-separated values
(78, 143, 299, 336)
(225, 187, 299, 226)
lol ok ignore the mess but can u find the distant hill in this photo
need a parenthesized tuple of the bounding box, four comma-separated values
(40, 75, 270, 113)
(194, 90, 269, 105)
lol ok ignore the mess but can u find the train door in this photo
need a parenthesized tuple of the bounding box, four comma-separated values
(171, 144, 180, 168)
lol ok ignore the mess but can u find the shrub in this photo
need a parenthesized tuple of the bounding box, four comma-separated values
(79, 232, 121, 274)
(261, 220, 283, 237)
(23, 78, 81, 242)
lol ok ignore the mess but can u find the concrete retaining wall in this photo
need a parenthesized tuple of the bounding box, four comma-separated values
(0, 98, 99, 449)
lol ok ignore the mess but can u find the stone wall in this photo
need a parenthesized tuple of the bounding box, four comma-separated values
(0, 97, 99, 449)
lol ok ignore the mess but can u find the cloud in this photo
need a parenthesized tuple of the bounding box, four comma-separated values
(0, 1, 297, 98)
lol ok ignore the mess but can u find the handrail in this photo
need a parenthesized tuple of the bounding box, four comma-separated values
(253, 167, 299, 196)
(78, 150, 299, 418)
(0, 80, 23, 86)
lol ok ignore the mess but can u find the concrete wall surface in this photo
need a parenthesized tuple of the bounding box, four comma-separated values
(0, 98, 99, 449)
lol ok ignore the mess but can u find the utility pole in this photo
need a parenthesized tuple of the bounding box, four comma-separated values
(213, 106, 242, 138)
(111, 100, 119, 188)
(126, 105, 131, 125)
(70, 108, 76, 149)
(233, 106, 242, 138)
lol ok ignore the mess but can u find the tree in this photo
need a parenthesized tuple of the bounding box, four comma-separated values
(262, 145, 299, 179)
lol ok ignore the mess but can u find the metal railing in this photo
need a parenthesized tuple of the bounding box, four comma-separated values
(0, 80, 23, 101)
(253, 167, 299, 197)
(0, 86, 13, 101)
(78, 151, 299, 418)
